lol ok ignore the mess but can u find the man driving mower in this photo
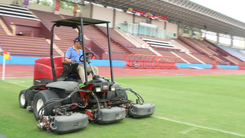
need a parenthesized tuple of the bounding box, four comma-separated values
(64, 37, 99, 84)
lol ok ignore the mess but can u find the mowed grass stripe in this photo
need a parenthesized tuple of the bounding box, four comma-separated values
(0, 75, 245, 138)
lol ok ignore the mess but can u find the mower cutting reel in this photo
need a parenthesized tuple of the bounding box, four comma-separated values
(18, 17, 155, 134)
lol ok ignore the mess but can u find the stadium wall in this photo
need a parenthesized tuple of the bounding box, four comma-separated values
(115, 10, 133, 24)
(81, 4, 91, 18)
(152, 20, 165, 30)
(0, 56, 124, 66)
(91, 4, 178, 36)
(0, 0, 14, 5)
(5, 16, 41, 37)
(0, 56, 238, 69)
(166, 22, 178, 37)
(92, 5, 113, 26)
(176, 63, 238, 69)
(134, 16, 148, 23)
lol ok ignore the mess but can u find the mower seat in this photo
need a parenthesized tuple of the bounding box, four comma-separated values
(62, 61, 78, 74)
(62, 61, 80, 80)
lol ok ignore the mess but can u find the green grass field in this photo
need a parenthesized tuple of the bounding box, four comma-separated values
(0, 75, 245, 138)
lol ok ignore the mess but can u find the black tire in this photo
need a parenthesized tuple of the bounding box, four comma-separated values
(25, 89, 34, 106)
(33, 90, 61, 120)
(19, 90, 27, 108)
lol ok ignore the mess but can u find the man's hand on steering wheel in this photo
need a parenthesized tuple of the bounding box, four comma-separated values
(79, 51, 95, 63)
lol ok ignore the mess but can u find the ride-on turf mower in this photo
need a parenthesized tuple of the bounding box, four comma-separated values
(18, 17, 155, 134)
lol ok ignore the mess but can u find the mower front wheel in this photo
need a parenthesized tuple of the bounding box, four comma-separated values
(33, 90, 61, 120)
(19, 90, 27, 108)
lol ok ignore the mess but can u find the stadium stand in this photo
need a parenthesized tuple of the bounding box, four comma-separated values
(113, 28, 149, 48)
(0, 3, 38, 20)
(201, 39, 243, 65)
(31, 10, 139, 60)
(169, 39, 189, 52)
(239, 50, 245, 56)
(201, 40, 242, 64)
(132, 35, 212, 64)
(178, 37, 227, 64)
(215, 44, 245, 62)
(173, 52, 202, 64)
(189, 53, 214, 64)
(1, 1, 244, 66)
(145, 42, 201, 64)
(30, 10, 95, 57)
(152, 49, 184, 63)
(97, 26, 156, 56)
(0, 4, 59, 57)
(174, 38, 201, 54)
(191, 39, 227, 63)
(30, 10, 61, 28)
(142, 38, 173, 47)
(83, 25, 131, 60)
(0, 24, 56, 57)
(140, 36, 209, 64)
(173, 38, 214, 64)
(141, 37, 183, 52)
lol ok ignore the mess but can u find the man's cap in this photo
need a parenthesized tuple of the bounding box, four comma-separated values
(74, 37, 83, 44)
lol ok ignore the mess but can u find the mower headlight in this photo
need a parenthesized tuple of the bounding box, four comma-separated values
(111, 87, 115, 91)
(95, 87, 101, 92)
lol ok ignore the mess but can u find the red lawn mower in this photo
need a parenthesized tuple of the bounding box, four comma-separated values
(18, 17, 155, 134)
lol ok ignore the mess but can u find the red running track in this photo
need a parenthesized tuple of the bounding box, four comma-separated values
(0, 65, 245, 78)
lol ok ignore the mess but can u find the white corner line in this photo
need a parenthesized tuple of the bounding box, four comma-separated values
(4, 81, 29, 88)
(153, 116, 245, 137)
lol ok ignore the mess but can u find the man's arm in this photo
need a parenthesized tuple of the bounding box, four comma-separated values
(64, 57, 72, 63)
(64, 48, 72, 63)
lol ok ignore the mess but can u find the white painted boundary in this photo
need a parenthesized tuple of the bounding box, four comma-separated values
(154, 116, 245, 137)
(4, 81, 29, 88)
(180, 127, 198, 134)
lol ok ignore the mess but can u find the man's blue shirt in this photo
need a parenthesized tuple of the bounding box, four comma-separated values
(65, 46, 83, 64)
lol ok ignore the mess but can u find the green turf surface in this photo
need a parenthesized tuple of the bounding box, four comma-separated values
(0, 75, 245, 138)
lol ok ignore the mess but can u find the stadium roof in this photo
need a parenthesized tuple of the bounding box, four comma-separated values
(86, 0, 245, 37)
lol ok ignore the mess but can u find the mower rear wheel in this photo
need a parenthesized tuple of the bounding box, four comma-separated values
(33, 90, 61, 120)
(19, 90, 27, 108)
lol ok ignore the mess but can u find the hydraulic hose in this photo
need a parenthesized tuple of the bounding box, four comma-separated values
(37, 89, 90, 118)
(117, 87, 145, 104)
(90, 92, 100, 122)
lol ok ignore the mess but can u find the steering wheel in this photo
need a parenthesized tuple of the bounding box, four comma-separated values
(79, 52, 95, 62)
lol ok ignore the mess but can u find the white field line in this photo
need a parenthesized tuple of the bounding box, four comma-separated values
(115, 76, 173, 79)
(180, 127, 198, 134)
(154, 116, 245, 137)
(4, 81, 29, 88)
